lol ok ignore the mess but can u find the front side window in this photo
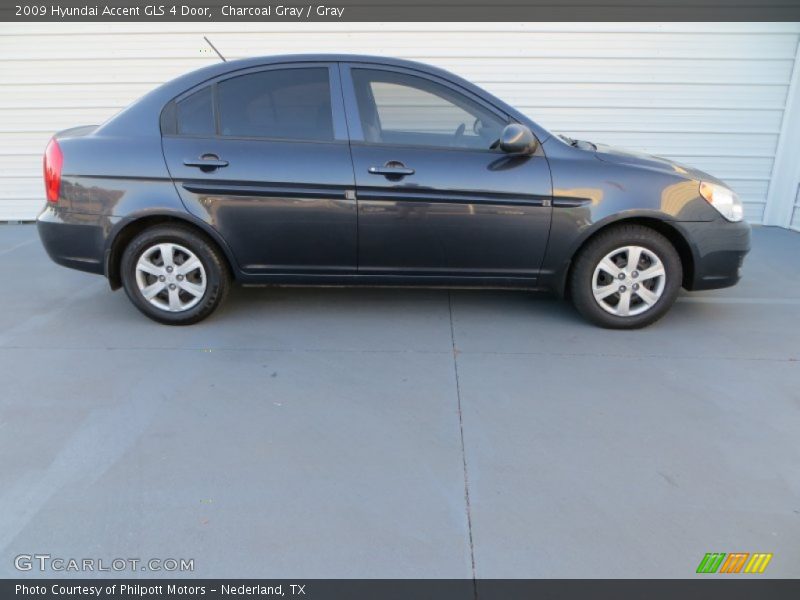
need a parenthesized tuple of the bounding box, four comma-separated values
(351, 69, 506, 149)
(217, 68, 334, 141)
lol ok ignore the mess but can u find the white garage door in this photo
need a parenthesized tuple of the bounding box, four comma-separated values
(1, 22, 799, 223)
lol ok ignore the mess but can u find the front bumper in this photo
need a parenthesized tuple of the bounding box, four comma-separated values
(675, 218, 751, 290)
(36, 205, 120, 276)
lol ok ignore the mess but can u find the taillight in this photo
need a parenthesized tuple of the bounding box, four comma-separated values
(43, 138, 63, 203)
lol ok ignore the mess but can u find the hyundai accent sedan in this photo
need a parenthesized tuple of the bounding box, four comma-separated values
(38, 54, 750, 328)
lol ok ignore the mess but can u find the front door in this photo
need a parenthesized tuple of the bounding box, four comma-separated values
(341, 65, 552, 282)
(161, 64, 357, 275)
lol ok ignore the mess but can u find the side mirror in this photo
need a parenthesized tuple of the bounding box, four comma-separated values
(492, 124, 538, 155)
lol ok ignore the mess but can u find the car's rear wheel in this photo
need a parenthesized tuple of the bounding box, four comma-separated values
(569, 224, 682, 329)
(120, 225, 230, 325)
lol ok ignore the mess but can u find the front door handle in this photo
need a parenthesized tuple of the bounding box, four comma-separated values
(368, 162, 415, 178)
(184, 154, 229, 171)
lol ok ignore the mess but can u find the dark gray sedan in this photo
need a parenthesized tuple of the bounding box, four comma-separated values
(38, 54, 750, 328)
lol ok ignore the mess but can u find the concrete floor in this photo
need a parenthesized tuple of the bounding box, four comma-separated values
(0, 223, 798, 579)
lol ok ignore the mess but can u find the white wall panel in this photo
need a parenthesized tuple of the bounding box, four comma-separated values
(0, 21, 798, 222)
(792, 185, 800, 231)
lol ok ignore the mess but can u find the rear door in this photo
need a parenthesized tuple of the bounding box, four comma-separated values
(341, 64, 552, 282)
(161, 63, 357, 275)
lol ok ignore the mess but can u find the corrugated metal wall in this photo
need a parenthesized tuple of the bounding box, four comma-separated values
(1, 22, 799, 222)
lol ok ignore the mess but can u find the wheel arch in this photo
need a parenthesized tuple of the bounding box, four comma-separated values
(105, 212, 239, 290)
(561, 216, 696, 299)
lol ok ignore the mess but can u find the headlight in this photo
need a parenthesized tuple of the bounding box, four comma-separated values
(699, 181, 743, 222)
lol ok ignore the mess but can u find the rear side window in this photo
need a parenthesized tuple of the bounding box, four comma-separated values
(217, 68, 334, 141)
(176, 87, 214, 136)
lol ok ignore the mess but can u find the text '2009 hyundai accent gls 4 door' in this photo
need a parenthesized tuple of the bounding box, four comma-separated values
(38, 55, 750, 328)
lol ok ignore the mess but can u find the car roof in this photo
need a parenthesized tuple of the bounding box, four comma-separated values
(214, 53, 437, 70)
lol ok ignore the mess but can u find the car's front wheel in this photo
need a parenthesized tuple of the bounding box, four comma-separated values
(120, 225, 231, 325)
(569, 224, 682, 329)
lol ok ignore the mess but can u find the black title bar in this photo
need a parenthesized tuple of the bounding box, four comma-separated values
(5, 579, 800, 600)
(2, 0, 800, 22)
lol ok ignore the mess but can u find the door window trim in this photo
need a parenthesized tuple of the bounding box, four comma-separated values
(339, 62, 513, 151)
(160, 62, 349, 144)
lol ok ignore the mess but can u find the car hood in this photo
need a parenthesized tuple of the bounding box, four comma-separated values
(592, 143, 723, 185)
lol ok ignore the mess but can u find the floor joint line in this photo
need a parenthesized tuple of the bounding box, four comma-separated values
(448, 291, 478, 598)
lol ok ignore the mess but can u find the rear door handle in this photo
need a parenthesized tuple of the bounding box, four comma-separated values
(184, 155, 229, 171)
(368, 163, 415, 177)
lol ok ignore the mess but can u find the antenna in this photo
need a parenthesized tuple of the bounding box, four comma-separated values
(203, 36, 227, 62)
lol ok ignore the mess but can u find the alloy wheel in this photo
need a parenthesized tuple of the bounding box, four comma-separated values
(134, 243, 207, 312)
(591, 245, 666, 317)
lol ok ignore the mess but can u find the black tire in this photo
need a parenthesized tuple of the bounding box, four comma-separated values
(569, 224, 682, 329)
(120, 224, 231, 325)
